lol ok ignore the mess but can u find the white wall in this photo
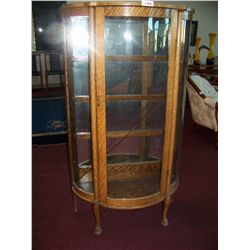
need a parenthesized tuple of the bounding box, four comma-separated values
(164, 1, 218, 63)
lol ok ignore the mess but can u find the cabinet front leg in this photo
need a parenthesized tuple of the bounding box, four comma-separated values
(161, 196, 172, 226)
(73, 193, 78, 213)
(93, 202, 102, 235)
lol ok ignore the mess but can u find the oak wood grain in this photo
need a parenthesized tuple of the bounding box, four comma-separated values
(165, 12, 184, 196)
(95, 7, 108, 202)
(61, 2, 187, 11)
(75, 94, 165, 103)
(160, 9, 179, 195)
(77, 128, 163, 140)
(89, 7, 100, 201)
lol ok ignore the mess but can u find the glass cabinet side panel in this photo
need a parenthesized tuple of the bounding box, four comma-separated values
(72, 61, 89, 96)
(68, 16, 89, 58)
(75, 102, 90, 132)
(171, 20, 191, 182)
(67, 16, 89, 96)
(66, 16, 93, 193)
(77, 138, 93, 193)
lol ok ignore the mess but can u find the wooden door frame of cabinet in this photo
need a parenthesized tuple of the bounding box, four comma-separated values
(89, 7, 100, 202)
(63, 19, 80, 186)
(94, 7, 108, 203)
(93, 6, 185, 207)
(61, 2, 188, 18)
(161, 10, 184, 196)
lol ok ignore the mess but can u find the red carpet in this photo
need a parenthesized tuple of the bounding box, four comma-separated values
(32, 107, 218, 250)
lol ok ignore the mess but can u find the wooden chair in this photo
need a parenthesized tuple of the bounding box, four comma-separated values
(45, 52, 64, 89)
(32, 52, 43, 90)
(186, 74, 218, 145)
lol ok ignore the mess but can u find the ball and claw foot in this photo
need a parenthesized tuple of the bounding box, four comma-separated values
(95, 227, 102, 235)
(93, 203, 102, 235)
(161, 218, 168, 226)
(161, 196, 171, 227)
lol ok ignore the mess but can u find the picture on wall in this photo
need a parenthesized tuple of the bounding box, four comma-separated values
(190, 21, 198, 46)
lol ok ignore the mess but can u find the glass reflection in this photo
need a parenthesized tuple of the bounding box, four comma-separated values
(105, 17, 170, 56)
(105, 61, 168, 95)
(68, 16, 89, 57)
(106, 100, 165, 132)
(75, 102, 90, 132)
(72, 61, 89, 96)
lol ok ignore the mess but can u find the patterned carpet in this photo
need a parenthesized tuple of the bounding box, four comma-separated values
(32, 106, 218, 250)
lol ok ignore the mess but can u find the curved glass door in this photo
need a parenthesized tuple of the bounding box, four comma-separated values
(65, 15, 94, 194)
(104, 15, 170, 199)
(171, 19, 191, 182)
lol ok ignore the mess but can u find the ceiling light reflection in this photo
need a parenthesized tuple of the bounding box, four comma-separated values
(123, 31, 132, 42)
(71, 26, 89, 50)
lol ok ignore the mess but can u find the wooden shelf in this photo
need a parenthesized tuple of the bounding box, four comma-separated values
(107, 176, 160, 198)
(78, 154, 163, 199)
(188, 64, 218, 75)
(106, 55, 168, 62)
(72, 55, 168, 62)
(75, 94, 165, 103)
(78, 176, 161, 198)
(77, 154, 179, 199)
(71, 56, 88, 62)
(77, 128, 163, 140)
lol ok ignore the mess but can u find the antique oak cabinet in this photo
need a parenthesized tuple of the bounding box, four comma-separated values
(61, 2, 192, 234)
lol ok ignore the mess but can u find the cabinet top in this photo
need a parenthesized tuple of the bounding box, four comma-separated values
(61, 1, 192, 11)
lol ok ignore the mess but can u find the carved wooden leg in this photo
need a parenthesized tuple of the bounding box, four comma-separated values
(73, 193, 78, 213)
(93, 203, 102, 235)
(161, 196, 172, 226)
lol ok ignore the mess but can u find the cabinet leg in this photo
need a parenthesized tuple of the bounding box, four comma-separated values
(73, 193, 78, 213)
(93, 203, 102, 235)
(161, 196, 172, 226)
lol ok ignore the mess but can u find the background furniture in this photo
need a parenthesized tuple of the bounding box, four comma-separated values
(61, 2, 193, 234)
(32, 96, 67, 144)
(186, 74, 218, 144)
(45, 52, 64, 89)
(32, 52, 67, 145)
(32, 52, 43, 90)
(188, 64, 218, 75)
